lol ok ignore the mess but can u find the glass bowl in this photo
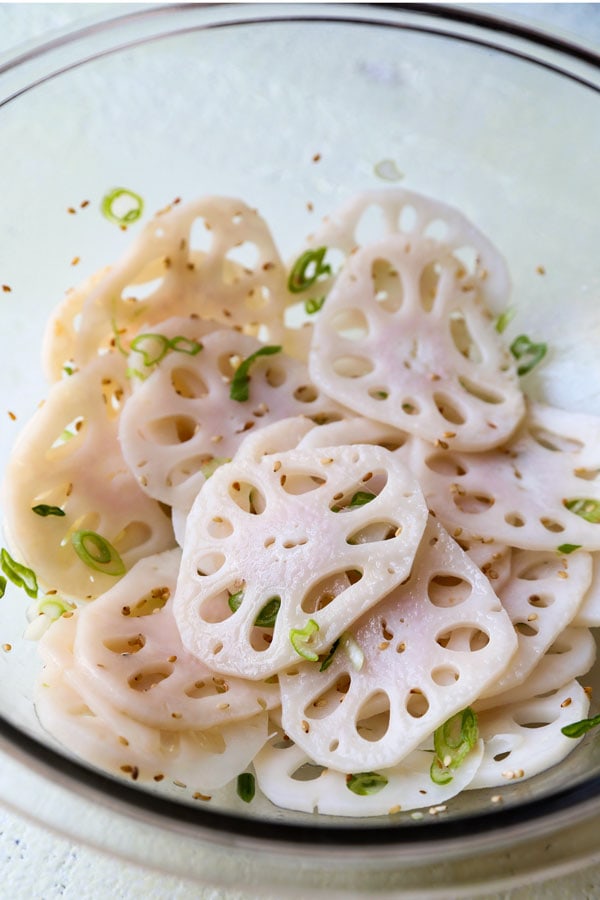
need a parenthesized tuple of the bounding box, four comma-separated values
(0, 4, 599, 895)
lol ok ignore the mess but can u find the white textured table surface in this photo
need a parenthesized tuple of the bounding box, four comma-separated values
(0, 4, 599, 899)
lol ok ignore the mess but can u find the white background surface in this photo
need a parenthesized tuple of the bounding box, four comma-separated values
(0, 3, 599, 898)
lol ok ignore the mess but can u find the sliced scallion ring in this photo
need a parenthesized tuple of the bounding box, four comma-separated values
(430, 707, 478, 785)
(319, 637, 340, 672)
(1, 548, 38, 598)
(304, 296, 325, 315)
(0, 576, 6, 599)
(346, 772, 388, 796)
(236, 772, 256, 803)
(561, 714, 600, 738)
(31, 504, 65, 517)
(509, 334, 547, 376)
(557, 543, 582, 554)
(228, 589, 244, 614)
(563, 498, 600, 524)
(288, 247, 331, 294)
(168, 336, 203, 356)
(290, 619, 320, 661)
(101, 187, 144, 226)
(230, 345, 282, 403)
(71, 530, 126, 576)
(494, 306, 516, 334)
(255, 596, 281, 628)
(130, 333, 171, 366)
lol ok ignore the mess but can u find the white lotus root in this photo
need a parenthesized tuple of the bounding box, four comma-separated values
(573, 554, 600, 627)
(72, 549, 280, 730)
(279, 520, 517, 772)
(174, 444, 428, 678)
(309, 236, 524, 451)
(119, 327, 345, 511)
(3, 354, 174, 599)
(414, 402, 600, 551)
(469, 679, 589, 789)
(253, 732, 484, 817)
(37, 653, 268, 790)
(57, 196, 288, 372)
(480, 548, 592, 698)
(295, 187, 510, 314)
(475, 627, 596, 712)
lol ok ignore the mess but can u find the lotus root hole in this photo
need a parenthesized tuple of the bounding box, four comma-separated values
(428, 574, 472, 607)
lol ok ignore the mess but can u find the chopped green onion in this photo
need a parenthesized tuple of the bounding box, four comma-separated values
(290, 619, 320, 661)
(71, 530, 125, 576)
(229, 345, 282, 403)
(130, 333, 171, 366)
(236, 772, 256, 803)
(563, 498, 600, 524)
(346, 772, 388, 796)
(255, 596, 281, 628)
(340, 632, 365, 672)
(227, 589, 243, 614)
(1, 549, 38, 598)
(0, 576, 6, 599)
(557, 543, 582, 554)
(101, 187, 144, 226)
(36, 595, 75, 621)
(111, 315, 129, 357)
(228, 591, 281, 627)
(199, 457, 230, 479)
(319, 638, 340, 671)
(288, 247, 331, 294)
(31, 504, 65, 518)
(332, 491, 376, 513)
(304, 296, 326, 315)
(430, 707, 478, 785)
(495, 306, 516, 334)
(561, 714, 600, 739)
(509, 334, 547, 376)
(168, 336, 203, 356)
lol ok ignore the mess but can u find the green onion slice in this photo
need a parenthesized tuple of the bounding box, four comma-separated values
(563, 498, 600, 524)
(130, 333, 171, 366)
(557, 543, 582, 555)
(430, 707, 478, 785)
(228, 590, 280, 627)
(346, 772, 388, 796)
(32, 504, 66, 517)
(0, 576, 6, 599)
(255, 596, 281, 628)
(304, 296, 326, 315)
(237, 772, 256, 803)
(561, 714, 600, 739)
(288, 247, 331, 294)
(290, 619, 320, 661)
(71, 530, 126, 576)
(168, 336, 203, 356)
(509, 334, 547, 376)
(1, 549, 38, 598)
(319, 638, 340, 672)
(36, 595, 75, 621)
(230, 345, 282, 402)
(332, 491, 376, 513)
(495, 306, 516, 334)
(101, 187, 144, 226)
(228, 589, 243, 614)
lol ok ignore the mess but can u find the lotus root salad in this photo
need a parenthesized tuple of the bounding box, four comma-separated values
(4, 189, 600, 819)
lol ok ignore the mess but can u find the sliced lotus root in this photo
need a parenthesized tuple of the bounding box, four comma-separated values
(71, 549, 280, 730)
(573, 554, 600, 627)
(475, 626, 596, 712)
(174, 444, 428, 679)
(309, 235, 524, 451)
(3, 354, 174, 599)
(291, 187, 510, 316)
(119, 328, 345, 512)
(453, 536, 512, 594)
(36, 654, 268, 790)
(279, 520, 516, 773)
(479, 548, 592, 700)
(253, 731, 483, 817)
(68, 196, 288, 371)
(413, 402, 600, 551)
(469, 679, 589, 789)
(42, 265, 111, 382)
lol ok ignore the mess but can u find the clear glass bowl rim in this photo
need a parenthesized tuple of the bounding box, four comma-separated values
(0, 0, 599, 852)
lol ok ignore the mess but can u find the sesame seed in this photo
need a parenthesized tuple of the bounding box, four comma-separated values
(2, 284, 12, 292)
